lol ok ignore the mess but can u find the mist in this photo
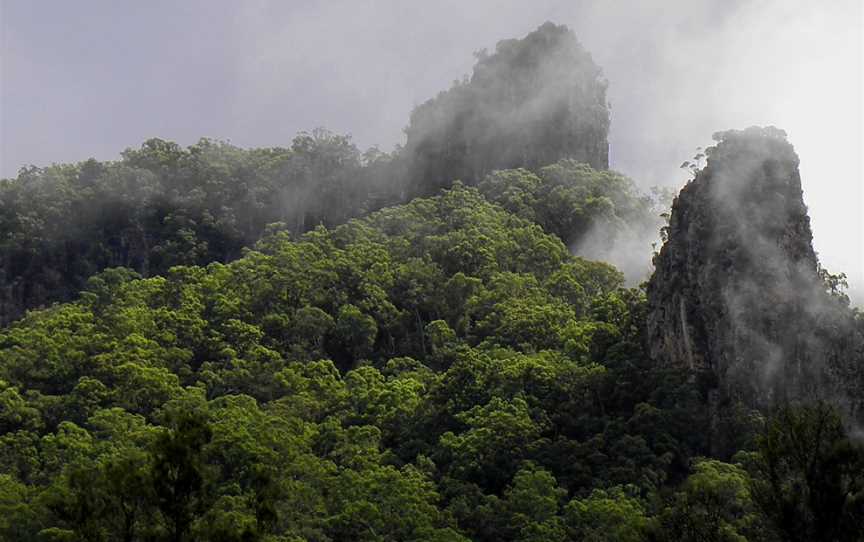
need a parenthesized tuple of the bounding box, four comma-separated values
(1, 0, 861, 302)
(2, 4, 864, 534)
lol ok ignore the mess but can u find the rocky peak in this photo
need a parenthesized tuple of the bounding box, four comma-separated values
(646, 126, 863, 452)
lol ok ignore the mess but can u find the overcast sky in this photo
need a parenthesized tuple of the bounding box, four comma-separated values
(1, 0, 862, 303)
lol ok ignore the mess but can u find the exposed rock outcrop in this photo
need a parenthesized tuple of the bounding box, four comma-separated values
(403, 22, 610, 197)
(646, 126, 864, 452)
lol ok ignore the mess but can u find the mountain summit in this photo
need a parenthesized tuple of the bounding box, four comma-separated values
(646, 126, 864, 452)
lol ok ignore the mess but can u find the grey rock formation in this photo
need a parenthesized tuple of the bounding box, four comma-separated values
(403, 22, 610, 197)
(646, 126, 863, 452)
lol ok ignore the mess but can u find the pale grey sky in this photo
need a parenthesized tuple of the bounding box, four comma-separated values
(1, 0, 862, 302)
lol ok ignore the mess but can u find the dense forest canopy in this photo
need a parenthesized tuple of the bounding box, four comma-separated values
(0, 145, 649, 327)
(0, 23, 622, 326)
(1, 21, 862, 542)
(4, 185, 859, 541)
(0, 132, 367, 325)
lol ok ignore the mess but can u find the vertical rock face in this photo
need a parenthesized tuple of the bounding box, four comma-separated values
(646, 127, 863, 450)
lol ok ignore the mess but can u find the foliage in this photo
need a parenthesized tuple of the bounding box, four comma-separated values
(747, 403, 864, 542)
(0, 23, 625, 326)
(0, 132, 377, 325)
(0, 184, 705, 540)
(478, 160, 657, 249)
(0, 22, 858, 542)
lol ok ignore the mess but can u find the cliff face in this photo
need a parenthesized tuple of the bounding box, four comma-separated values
(646, 127, 863, 450)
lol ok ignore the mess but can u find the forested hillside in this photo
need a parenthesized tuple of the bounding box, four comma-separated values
(0, 185, 684, 539)
(4, 184, 859, 540)
(0, 23, 617, 326)
(1, 21, 863, 542)
(0, 132, 380, 325)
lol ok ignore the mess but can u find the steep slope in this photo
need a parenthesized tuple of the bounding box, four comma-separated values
(646, 126, 864, 452)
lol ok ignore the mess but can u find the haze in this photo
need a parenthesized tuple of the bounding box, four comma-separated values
(1, 0, 861, 303)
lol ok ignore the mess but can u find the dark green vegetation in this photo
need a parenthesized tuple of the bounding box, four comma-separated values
(0, 131, 381, 325)
(2, 183, 861, 541)
(2, 23, 863, 542)
(0, 22, 612, 326)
